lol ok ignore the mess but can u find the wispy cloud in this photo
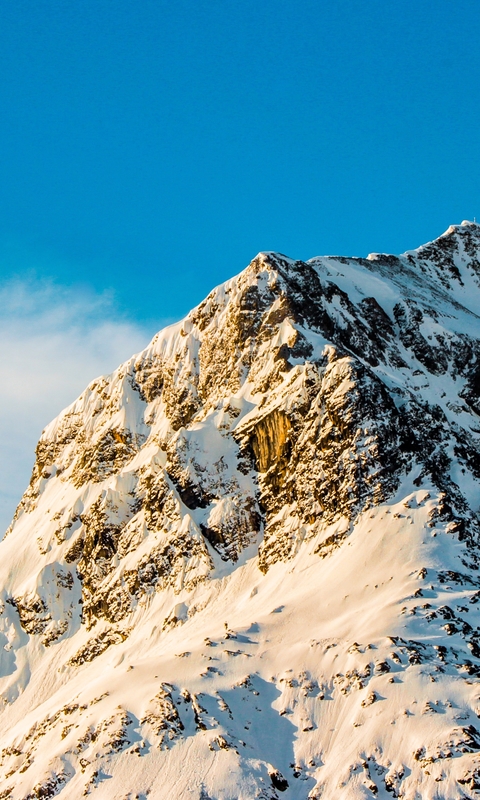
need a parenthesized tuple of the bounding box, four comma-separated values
(0, 277, 156, 535)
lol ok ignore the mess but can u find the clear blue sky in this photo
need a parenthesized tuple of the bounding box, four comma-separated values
(0, 0, 479, 326)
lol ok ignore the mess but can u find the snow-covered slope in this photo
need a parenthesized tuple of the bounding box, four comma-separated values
(3, 221, 480, 799)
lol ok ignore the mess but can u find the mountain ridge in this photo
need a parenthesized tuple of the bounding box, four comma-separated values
(2, 222, 480, 798)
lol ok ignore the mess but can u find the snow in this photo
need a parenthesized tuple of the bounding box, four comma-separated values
(2, 223, 480, 798)
(2, 487, 476, 798)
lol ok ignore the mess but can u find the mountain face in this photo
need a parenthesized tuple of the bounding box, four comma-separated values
(3, 222, 480, 799)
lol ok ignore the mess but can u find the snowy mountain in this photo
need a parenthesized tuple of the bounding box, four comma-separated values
(2, 221, 480, 799)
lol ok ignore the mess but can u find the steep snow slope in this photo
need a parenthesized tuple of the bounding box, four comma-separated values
(2, 222, 480, 798)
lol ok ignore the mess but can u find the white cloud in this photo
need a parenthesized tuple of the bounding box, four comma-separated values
(0, 278, 156, 535)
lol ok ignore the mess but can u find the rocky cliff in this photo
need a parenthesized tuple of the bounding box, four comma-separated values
(2, 222, 480, 798)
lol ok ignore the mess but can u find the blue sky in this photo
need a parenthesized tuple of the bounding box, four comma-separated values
(1, 0, 480, 530)
(1, 0, 479, 324)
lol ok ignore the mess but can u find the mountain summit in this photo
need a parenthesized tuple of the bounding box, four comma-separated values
(2, 222, 480, 799)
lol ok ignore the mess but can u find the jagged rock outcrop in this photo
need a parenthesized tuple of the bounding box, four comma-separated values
(2, 222, 480, 798)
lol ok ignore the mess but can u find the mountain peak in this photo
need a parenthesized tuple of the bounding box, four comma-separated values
(2, 227, 480, 798)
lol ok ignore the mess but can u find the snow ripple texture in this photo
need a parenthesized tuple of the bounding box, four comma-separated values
(2, 222, 480, 798)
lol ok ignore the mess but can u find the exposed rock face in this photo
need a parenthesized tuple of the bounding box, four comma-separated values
(2, 222, 480, 798)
